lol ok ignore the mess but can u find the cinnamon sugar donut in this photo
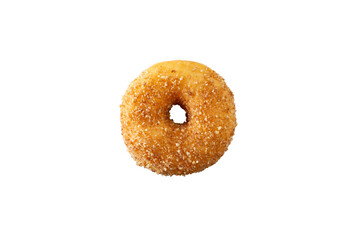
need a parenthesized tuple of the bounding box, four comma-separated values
(120, 60, 236, 176)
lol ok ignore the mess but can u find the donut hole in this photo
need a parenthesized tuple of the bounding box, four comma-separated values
(169, 104, 187, 124)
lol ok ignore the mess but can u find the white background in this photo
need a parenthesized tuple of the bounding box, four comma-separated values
(0, 0, 359, 239)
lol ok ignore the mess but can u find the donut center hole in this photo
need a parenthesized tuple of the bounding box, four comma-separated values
(169, 104, 187, 124)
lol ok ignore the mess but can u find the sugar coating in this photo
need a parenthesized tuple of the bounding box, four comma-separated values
(120, 60, 236, 176)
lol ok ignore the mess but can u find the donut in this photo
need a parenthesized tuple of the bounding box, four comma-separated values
(120, 60, 236, 176)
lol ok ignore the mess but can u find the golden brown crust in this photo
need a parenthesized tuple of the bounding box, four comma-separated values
(121, 60, 236, 176)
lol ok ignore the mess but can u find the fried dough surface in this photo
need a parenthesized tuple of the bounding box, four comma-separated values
(121, 60, 236, 176)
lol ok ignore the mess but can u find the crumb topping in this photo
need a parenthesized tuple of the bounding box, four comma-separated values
(120, 60, 236, 176)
